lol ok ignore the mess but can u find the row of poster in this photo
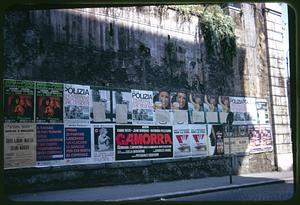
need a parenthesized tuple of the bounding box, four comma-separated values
(3, 79, 270, 125)
(4, 123, 273, 169)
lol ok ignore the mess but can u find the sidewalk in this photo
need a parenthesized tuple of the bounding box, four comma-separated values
(7, 171, 294, 202)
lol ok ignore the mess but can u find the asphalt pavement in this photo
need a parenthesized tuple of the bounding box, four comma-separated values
(7, 170, 294, 202)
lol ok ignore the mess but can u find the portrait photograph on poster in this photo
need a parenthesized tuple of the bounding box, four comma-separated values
(112, 90, 132, 124)
(93, 125, 114, 163)
(90, 86, 111, 123)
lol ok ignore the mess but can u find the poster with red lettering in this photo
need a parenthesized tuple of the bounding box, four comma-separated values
(115, 125, 173, 160)
(190, 124, 208, 156)
(132, 90, 154, 124)
(173, 125, 191, 157)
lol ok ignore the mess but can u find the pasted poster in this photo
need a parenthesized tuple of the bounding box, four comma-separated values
(64, 125, 92, 164)
(223, 125, 249, 154)
(112, 90, 132, 124)
(218, 96, 230, 124)
(190, 125, 208, 156)
(36, 82, 63, 123)
(36, 124, 64, 166)
(230, 97, 257, 124)
(132, 89, 154, 124)
(90, 86, 111, 123)
(4, 79, 34, 123)
(173, 125, 191, 157)
(64, 84, 90, 123)
(153, 90, 172, 125)
(188, 93, 205, 124)
(4, 123, 36, 169)
(171, 92, 189, 124)
(204, 95, 219, 123)
(256, 98, 270, 124)
(248, 125, 273, 154)
(115, 125, 173, 160)
(207, 125, 224, 155)
(92, 124, 114, 162)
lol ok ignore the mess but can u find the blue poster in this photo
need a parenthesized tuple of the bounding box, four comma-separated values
(36, 124, 64, 161)
(65, 127, 91, 159)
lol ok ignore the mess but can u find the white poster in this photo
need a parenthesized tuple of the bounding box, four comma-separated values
(154, 110, 172, 125)
(132, 89, 154, 124)
(173, 125, 191, 157)
(256, 98, 269, 124)
(173, 110, 188, 125)
(190, 125, 208, 156)
(92, 124, 114, 163)
(230, 97, 257, 124)
(64, 84, 90, 123)
(112, 91, 132, 123)
(90, 87, 111, 122)
(4, 123, 36, 169)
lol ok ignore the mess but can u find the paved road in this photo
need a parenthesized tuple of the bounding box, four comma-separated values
(165, 181, 294, 201)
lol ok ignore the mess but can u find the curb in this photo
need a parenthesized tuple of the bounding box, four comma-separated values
(106, 179, 290, 201)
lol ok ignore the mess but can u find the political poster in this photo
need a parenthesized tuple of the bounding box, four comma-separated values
(36, 82, 63, 123)
(172, 110, 189, 125)
(4, 79, 35, 123)
(112, 90, 132, 123)
(190, 125, 208, 156)
(173, 125, 191, 157)
(36, 124, 64, 166)
(64, 84, 90, 123)
(64, 125, 92, 164)
(4, 123, 36, 169)
(230, 97, 257, 124)
(256, 98, 270, 124)
(153, 90, 172, 125)
(223, 125, 249, 154)
(90, 86, 111, 123)
(218, 96, 230, 124)
(188, 93, 205, 123)
(115, 125, 173, 160)
(248, 125, 273, 154)
(204, 95, 219, 123)
(92, 124, 114, 163)
(132, 89, 154, 124)
(207, 125, 224, 155)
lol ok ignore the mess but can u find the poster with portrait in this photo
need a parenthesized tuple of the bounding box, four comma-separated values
(64, 84, 90, 123)
(256, 98, 270, 124)
(230, 97, 257, 124)
(90, 86, 111, 123)
(207, 125, 224, 155)
(36, 82, 63, 123)
(4, 79, 34, 123)
(64, 125, 92, 164)
(4, 123, 36, 169)
(36, 124, 65, 166)
(173, 125, 191, 157)
(132, 89, 154, 124)
(218, 96, 230, 124)
(92, 124, 114, 163)
(188, 93, 205, 123)
(248, 125, 273, 154)
(204, 95, 219, 123)
(153, 90, 172, 125)
(190, 125, 208, 156)
(112, 90, 132, 123)
(171, 91, 189, 124)
(115, 125, 173, 160)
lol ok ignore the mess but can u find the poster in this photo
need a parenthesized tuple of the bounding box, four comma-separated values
(90, 86, 111, 122)
(64, 84, 90, 123)
(36, 82, 63, 123)
(256, 98, 270, 124)
(204, 95, 219, 123)
(92, 124, 114, 162)
(207, 125, 224, 155)
(132, 89, 154, 124)
(218, 96, 230, 123)
(36, 124, 64, 166)
(173, 125, 191, 157)
(4, 79, 34, 123)
(248, 125, 273, 153)
(230, 97, 257, 124)
(190, 125, 208, 156)
(223, 125, 249, 154)
(153, 90, 172, 125)
(188, 93, 205, 123)
(115, 125, 173, 160)
(112, 90, 132, 123)
(4, 123, 36, 169)
(64, 125, 92, 164)
(173, 110, 189, 125)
